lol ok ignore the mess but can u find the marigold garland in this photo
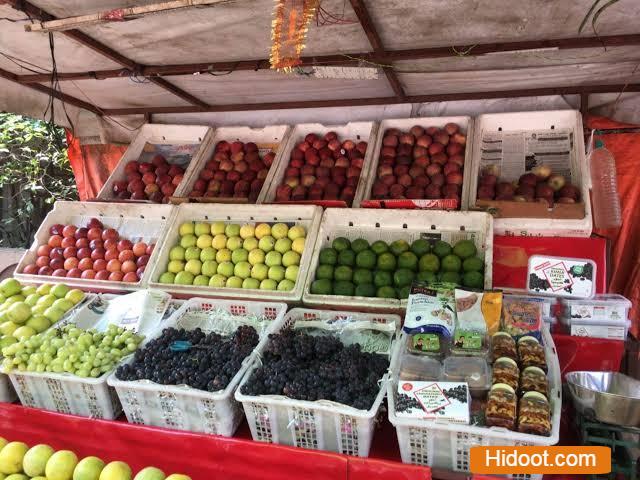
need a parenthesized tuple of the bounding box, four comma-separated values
(270, 0, 319, 72)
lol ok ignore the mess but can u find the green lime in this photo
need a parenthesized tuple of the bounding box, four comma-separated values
(389, 239, 410, 256)
(333, 281, 355, 296)
(319, 248, 338, 265)
(393, 268, 415, 288)
(377, 286, 397, 299)
(377, 252, 397, 271)
(353, 268, 373, 285)
(418, 253, 440, 272)
(316, 264, 334, 280)
(356, 249, 376, 269)
(374, 270, 393, 287)
(453, 239, 477, 259)
(332, 237, 351, 252)
(334, 265, 353, 282)
(310, 278, 332, 295)
(417, 271, 437, 283)
(351, 239, 370, 254)
(441, 254, 462, 272)
(463, 271, 484, 289)
(397, 251, 418, 271)
(410, 239, 431, 257)
(463, 257, 484, 273)
(370, 240, 389, 255)
(439, 271, 461, 285)
(433, 240, 452, 258)
(397, 286, 411, 300)
(338, 249, 356, 267)
(355, 283, 376, 297)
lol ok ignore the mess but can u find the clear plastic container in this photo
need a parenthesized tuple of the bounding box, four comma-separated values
(485, 383, 517, 430)
(560, 316, 630, 340)
(517, 391, 551, 436)
(504, 293, 556, 318)
(590, 139, 622, 229)
(443, 356, 491, 398)
(399, 354, 442, 381)
(561, 294, 631, 322)
(492, 357, 519, 391)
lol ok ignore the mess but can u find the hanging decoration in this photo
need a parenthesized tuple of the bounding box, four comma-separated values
(270, 0, 319, 72)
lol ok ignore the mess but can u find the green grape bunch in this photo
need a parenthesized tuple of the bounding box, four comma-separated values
(1, 323, 144, 378)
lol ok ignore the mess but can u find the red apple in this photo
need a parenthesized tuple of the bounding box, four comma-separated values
(61, 237, 76, 249)
(428, 143, 444, 156)
(64, 257, 79, 270)
(446, 172, 464, 186)
(381, 174, 397, 186)
(477, 185, 495, 200)
(425, 184, 442, 199)
(63, 247, 77, 259)
(519, 173, 538, 188)
(38, 266, 54, 276)
(263, 152, 276, 167)
(394, 165, 410, 177)
(414, 175, 430, 188)
(36, 256, 50, 268)
(371, 181, 389, 199)
(142, 172, 156, 185)
(78, 258, 93, 271)
(124, 161, 139, 174)
(93, 259, 107, 271)
(382, 135, 398, 147)
(389, 184, 405, 199)
(95, 270, 111, 281)
(216, 140, 231, 153)
(62, 225, 77, 238)
(275, 184, 292, 201)
(81, 270, 96, 279)
(50, 258, 64, 270)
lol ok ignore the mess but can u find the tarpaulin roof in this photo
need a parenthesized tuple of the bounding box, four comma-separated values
(1, 0, 639, 142)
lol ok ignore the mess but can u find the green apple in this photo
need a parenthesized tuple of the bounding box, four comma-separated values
(226, 236, 242, 251)
(0, 278, 21, 297)
(93, 461, 127, 480)
(13, 325, 36, 340)
(242, 278, 260, 290)
(265, 251, 282, 267)
(277, 279, 295, 291)
(285, 265, 299, 282)
(209, 274, 227, 288)
(255, 223, 271, 239)
(200, 247, 217, 262)
(65, 289, 85, 305)
(217, 261, 235, 278)
(234, 262, 251, 279)
(169, 245, 186, 261)
(282, 250, 301, 267)
(7, 302, 31, 324)
(20, 286, 37, 297)
(292, 237, 306, 254)
(37, 294, 56, 308)
(193, 275, 210, 286)
(231, 249, 248, 264)
(36, 283, 53, 296)
(167, 260, 185, 274)
(134, 466, 164, 480)
(268, 265, 285, 282)
(250, 263, 269, 281)
(26, 315, 51, 333)
(43, 306, 65, 323)
(179, 222, 195, 236)
(239, 224, 255, 239)
(226, 276, 243, 289)
(30, 304, 48, 316)
(0, 321, 17, 337)
(174, 271, 195, 285)
(23, 444, 55, 478)
(51, 283, 70, 299)
(258, 236, 275, 252)
(180, 234, 197, 249)
(216, 249, 232, 263)
(274, 238, 292, 254)
(196, 234, 213, 249)
(184, 259, 202, 276)
(225, 223, 241, 237)
(210, 221, 226, 236)
(201, 260, 218, 277)
(288, 225, 306, 240)
(243, 237, 258, 251)
(194, 222, 210, 237)
(184, 247, 201, 261)
(271, 223, 289, 240)
(73, 456, 105, 480)
(248, 249, 265, 266)
(52, 298, 74, 312)
(24, 293, 41, 307)
(212, 234, 227, 250)
(260, 279, 278, 291)
(159, 272, 176, 284)
(5, 295, 24, 305)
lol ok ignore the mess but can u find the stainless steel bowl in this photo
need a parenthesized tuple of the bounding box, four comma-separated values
(566, 371, 640, 427)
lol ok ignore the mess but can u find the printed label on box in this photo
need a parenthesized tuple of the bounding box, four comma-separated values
(396, 381, 470, 423)
(570, 324, 626, 340)
(528, 255, 595, 298)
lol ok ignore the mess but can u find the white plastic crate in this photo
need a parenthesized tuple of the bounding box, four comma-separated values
(235, 308, 400, 456)
(466, 110, 592, 237)
(147, 203, 322, 302)
(6, 291, 169, 418)
(108, 297, 287, 437)
(302, 209, 493, 312)
(261, 122, 379, 208)
(387, 326, 561, 480)
(97, 124, 214, 202)
(175, 124, 292, 203)
(14, 201, 176, 292)
(359, 116, 473, 210)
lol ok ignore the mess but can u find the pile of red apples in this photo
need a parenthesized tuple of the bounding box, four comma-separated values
(111, 154, 184, 203)
(370, 123, 466, 203)
(21, 218, 155, 283)
(274, 132, 367, 205)
(477, 165, 581, 206)
(189, 140, 275, 202)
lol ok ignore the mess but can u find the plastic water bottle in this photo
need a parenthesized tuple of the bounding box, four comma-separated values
(590, 139, 622, 229)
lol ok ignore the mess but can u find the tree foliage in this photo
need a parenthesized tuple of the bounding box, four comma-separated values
(0, 113, 78, 248)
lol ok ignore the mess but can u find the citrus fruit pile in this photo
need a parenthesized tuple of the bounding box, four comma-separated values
(0, 437, 190, 480)
(0, 279, 84, 351)
(309, 237, 484, 299)
(158, 221, 306, 292)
